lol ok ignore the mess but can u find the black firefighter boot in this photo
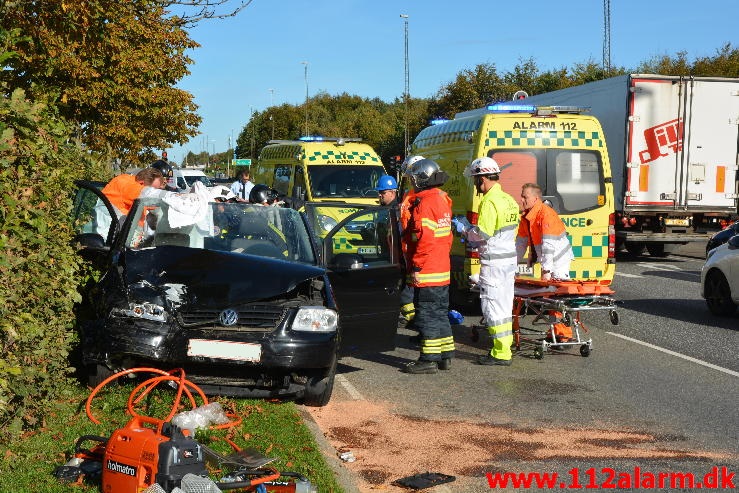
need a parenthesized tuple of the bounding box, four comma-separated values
(403, 359, 438, 374)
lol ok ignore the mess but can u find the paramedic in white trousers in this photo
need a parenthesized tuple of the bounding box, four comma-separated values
(453, 157, 520, 366)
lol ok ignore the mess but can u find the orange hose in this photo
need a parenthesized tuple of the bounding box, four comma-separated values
(85, 367, 240, 431)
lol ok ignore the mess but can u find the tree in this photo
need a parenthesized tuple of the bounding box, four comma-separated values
(428, 63, 506, 119)
(638, 43, 739, 77)
(1, 0, 202, 164)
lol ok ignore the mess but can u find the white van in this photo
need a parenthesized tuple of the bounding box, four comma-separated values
(171, 169, 213, 192)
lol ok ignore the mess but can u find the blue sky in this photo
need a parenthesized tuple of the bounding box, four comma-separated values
(167, 0, 738, 163)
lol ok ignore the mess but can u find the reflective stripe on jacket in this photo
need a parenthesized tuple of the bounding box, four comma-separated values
(477, 183, 519, 265)
(404, 188, 453, 287)
(516, 201, 574, 273)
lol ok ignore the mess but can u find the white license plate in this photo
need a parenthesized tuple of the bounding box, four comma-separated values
(187, 339, 261, 362)
(664, 218, 689, 226)
(517, 264, 533, 275)
(358, 247, 377, 254)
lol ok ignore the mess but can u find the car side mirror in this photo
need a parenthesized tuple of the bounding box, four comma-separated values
(329, 253, 365, 271)
(74, 233, 106, 250)
(728, 235, 739, 249)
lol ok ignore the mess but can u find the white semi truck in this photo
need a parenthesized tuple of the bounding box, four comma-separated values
(521, 74, 739, 256)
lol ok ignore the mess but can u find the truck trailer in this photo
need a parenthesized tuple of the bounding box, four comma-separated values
(520, 74, 739, 256)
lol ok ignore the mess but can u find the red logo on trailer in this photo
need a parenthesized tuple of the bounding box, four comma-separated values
(638, 118, 683, 164)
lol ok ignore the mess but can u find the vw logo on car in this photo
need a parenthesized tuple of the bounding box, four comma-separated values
(219, 309, 239, 327)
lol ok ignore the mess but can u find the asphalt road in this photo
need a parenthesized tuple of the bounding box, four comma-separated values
(316, 243, 738, 492)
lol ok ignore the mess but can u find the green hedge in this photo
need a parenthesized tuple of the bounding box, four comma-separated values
(0, 85, 105, 441)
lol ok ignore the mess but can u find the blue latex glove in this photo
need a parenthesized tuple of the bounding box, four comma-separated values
(451, 215, 471, 234)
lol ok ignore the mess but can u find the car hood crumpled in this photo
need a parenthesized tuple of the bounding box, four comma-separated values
(121, 247, 325, 308)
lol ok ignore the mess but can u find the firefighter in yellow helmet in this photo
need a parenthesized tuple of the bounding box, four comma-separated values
(454, 157, 520, 366)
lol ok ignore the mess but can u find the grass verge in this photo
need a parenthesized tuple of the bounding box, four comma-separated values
(0, 380, 344, 492)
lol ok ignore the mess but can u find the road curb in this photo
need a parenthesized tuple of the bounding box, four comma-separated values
(299, 406, 361, 493)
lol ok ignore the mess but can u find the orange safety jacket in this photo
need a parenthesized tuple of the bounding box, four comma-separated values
(101, 174, 144, 217)
(399, 189, 416, 233)
(403, 188, 453, 287)
(516, 200, 573, 274)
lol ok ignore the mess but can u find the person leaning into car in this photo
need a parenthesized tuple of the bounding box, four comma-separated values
(101, 167, 165, 219)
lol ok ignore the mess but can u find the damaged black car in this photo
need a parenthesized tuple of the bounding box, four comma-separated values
(72, 181, 403, 406)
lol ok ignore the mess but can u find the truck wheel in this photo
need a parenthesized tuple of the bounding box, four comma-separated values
(646, 243, 677, 257)
(625, 242, 645, 256)
(704, 271, 737, 316)
(301, 358, 337, 407)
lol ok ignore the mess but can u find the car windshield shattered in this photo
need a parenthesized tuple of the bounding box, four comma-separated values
(125, 198, 316, 264)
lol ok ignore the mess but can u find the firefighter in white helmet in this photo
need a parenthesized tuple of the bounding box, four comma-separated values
(454, 157, 520, 366)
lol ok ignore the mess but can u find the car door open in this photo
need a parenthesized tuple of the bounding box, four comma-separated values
(304, 203, 404, 354)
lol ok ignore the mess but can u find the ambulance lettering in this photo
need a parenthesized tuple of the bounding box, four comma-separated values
(562, 217, 587, 228)
(512, 121, 556, 130)
(638, 118, 683, 164)
(106, 459, 137, 476)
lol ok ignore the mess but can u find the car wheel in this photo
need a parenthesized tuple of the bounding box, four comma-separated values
(87, 363, 115, 388)
(301, 358, 337, 407)
(704, 271, 737, 316)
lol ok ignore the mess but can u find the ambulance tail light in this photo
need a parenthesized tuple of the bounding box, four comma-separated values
(608, 213, 616, 260)
(465, 211, 479, 259)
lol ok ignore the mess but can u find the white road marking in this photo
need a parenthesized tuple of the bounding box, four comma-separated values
(606, 332, 739, 378)
(615, 271, 643, 278)
(336, 374, 365, 400)
(638, 262, 684, 272)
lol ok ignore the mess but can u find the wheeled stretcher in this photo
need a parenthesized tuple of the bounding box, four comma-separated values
(512, 279, 619, 359)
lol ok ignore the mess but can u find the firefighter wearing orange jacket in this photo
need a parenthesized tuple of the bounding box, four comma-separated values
(398, 155, 425, 326)
(402, 158, 454, 374)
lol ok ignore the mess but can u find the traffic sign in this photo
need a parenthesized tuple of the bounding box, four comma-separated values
(232, 158, 252, 166)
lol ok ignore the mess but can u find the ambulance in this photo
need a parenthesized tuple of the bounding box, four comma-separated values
(410, 104, 616, 305)
(252, 137, 388, 253)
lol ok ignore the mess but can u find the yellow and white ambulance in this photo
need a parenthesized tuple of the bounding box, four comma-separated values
(410, 104, 616, 304)
(252, 137, 388, 253)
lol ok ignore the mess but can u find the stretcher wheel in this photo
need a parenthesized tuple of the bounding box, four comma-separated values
(533, 347, 544, 360)
(609, 310, 619, 325)
(579, 345, 591, 357)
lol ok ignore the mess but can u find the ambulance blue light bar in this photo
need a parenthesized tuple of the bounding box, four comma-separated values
(299, 136, 324, 141)
(430, 118, 449, 125)
(486, 104, 537, 113)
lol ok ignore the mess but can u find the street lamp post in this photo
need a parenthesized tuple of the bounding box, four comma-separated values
(301, 61, 309, 136)
(400, 14, 410, 157)
(269, 88, 275, 140)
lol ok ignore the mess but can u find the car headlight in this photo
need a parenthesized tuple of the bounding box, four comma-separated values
(291, 306, 338, 333)
(111, 302, 167, 322)
(318, 215, 338, 233)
